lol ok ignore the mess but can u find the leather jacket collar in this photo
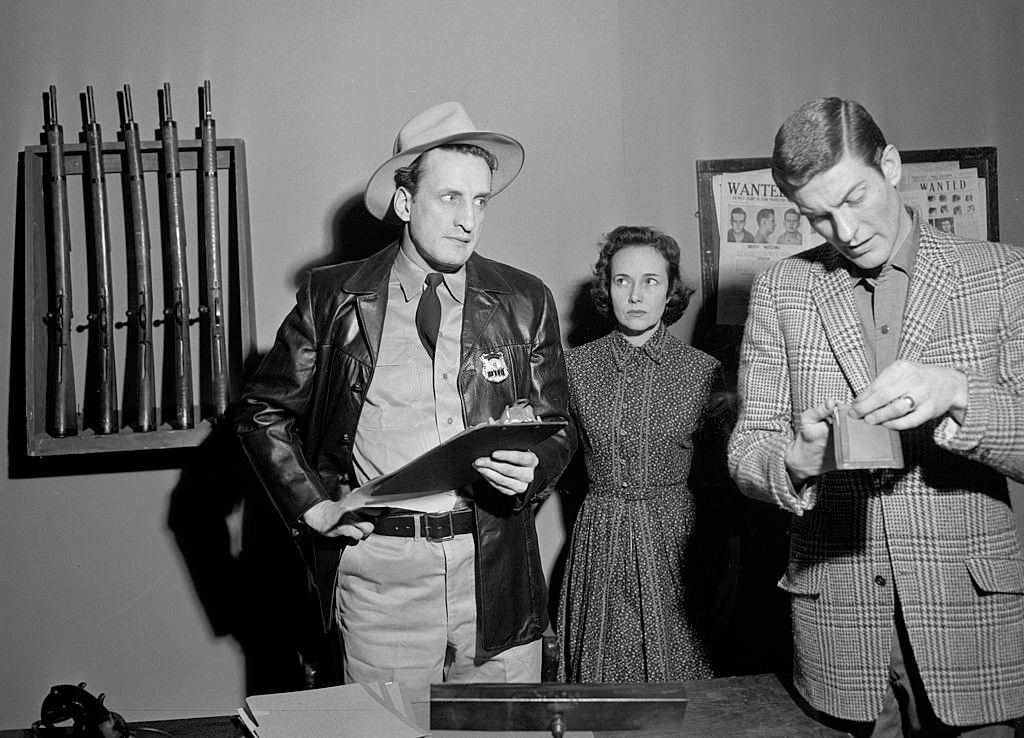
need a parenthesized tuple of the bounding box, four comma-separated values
(341, 241, 514, 296)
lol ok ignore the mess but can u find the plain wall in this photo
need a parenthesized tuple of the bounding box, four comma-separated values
(2, 0, 1023, 728)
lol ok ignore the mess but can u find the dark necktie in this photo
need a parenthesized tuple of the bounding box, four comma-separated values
(416, 272, 444, 359)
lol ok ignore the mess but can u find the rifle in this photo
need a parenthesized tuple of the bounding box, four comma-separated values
(159, 82, 194, 429)
(43, 85, 78, 437)
(119, 83, 157, 431)
(81, 86, 119, 434)
(199, 80, 229, 419)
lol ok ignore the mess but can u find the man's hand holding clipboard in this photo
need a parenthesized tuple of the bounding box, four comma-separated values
(301, 401, 567, 540)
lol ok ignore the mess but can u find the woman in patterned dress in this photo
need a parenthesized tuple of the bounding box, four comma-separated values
(557, 225, 734, 683)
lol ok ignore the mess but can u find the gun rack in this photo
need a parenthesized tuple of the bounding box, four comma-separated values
(21, 136, 255, 456)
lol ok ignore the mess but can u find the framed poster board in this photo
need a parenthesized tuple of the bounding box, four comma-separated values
(693, 147, 998, 387)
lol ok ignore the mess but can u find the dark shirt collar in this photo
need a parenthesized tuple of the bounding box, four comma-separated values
(847, 207, 920, 284)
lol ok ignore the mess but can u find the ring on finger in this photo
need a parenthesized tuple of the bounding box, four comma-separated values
(899, 395, 916, 411)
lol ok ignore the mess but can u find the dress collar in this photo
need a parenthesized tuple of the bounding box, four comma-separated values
(611, 322, 668, 370)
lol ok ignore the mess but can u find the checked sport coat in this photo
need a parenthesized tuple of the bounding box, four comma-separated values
(728, 222, 1024, 725)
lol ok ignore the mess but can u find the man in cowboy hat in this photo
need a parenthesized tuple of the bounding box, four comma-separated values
(236, 102, 575, 698)
(729, 97, 1024, 734)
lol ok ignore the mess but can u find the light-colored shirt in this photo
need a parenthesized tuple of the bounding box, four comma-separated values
(849, 210, 921, 377)
(353, 247, 467, 512)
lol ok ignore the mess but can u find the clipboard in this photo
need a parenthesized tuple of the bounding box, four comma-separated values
(340, 420, 567, 512)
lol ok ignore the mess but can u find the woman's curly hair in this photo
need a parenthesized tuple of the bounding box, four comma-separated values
(589, 225, 694, 326)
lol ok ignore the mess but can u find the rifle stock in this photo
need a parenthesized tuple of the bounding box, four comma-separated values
(44, 85, 78, 437)
(159, 82, 194, 429)
(82, 85, 119, 434)
(120, 83, 157, 431)
(200, 80, 229, 418)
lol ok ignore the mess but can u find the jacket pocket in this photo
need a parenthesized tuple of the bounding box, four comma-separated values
(965, 557, 1024, 595)
(777, 564, 827, 598)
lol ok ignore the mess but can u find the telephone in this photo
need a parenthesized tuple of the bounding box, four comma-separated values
(32, 682, 129, 737)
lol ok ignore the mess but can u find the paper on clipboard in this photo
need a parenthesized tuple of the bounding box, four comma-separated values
(338, 420, 567, 512)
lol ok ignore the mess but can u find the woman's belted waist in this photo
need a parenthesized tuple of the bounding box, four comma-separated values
(587, 481, 688, 501)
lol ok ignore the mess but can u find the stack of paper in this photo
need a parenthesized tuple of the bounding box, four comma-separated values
(238, 682, 425, 737)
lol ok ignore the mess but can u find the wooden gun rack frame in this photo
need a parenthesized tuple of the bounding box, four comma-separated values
(21, 137, 255, 456)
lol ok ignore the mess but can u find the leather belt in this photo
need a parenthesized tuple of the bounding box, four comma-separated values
(373, 508, 475, 541)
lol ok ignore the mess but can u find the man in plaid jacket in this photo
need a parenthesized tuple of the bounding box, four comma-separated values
(729, 97, 1024, 735)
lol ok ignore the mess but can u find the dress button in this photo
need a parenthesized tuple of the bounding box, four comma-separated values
(880, 325, 890, 335)
(447, 417, 453, 425)
(874, 575, 887, 586)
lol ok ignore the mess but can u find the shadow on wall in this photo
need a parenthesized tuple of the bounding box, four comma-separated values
(564, 277, 611, 350)
(166, 195, 399, 695)
(8, 154, 29, 477)
(690, 301, 793, 678)
(167, 419, 332, 695)
(290, 193, 402, 287)
(543, 277, 609, 631)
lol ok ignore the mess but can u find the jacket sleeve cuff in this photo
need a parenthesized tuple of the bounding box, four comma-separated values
(934, 369, 988, 452)
(771, 448, 817, 515)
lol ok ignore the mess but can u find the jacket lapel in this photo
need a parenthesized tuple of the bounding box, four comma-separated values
(899, 226, 955, 363)
(462, 254, 512, 367)
(811, 252, 872, 394)
(342, 242, 398, 367)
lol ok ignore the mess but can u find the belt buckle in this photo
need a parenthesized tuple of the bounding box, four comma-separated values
(424, 511, 455, 541)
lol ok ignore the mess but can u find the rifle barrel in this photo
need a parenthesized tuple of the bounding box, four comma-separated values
(160, 82, 195, 429)
(200, 79, 229, 418)
(44, 84, 78, 437)
(121, 83, 158, 431)
(83, 85, 119, 434)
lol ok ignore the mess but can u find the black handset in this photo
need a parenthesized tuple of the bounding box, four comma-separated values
(32, 682, 128, 737)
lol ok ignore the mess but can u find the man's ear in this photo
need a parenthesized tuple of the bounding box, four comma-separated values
(393, 186, 413, 223)
(880, 145, 902, 188)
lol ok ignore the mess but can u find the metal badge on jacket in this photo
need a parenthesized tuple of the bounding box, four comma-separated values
(480, 351, 510, 383)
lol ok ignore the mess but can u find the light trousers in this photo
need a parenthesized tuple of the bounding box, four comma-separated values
(336, 531, 541, 704)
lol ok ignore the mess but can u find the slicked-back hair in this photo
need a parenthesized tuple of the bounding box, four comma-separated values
(590, 225, 694, 327)
(771, 97, 887, 198)
(393, 143, 499, 196)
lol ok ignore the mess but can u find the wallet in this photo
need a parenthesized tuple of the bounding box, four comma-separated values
(832, 403, 905, 470)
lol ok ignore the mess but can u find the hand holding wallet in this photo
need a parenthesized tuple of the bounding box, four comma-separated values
(832, 403, 905, 470)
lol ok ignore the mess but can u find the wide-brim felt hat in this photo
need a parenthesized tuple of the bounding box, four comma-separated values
(364, 101, 525, 220)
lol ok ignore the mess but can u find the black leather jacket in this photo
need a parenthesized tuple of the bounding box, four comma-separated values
(235, 243, 575, 657)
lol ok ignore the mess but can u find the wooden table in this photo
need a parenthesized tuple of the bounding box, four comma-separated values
(0, 673, 852, 736)
(657, 673, 844, 736)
